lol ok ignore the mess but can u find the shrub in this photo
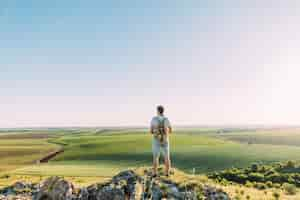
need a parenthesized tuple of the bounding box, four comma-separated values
(265, 168, 276, 176)
(275, 163, 284, 170)
(245, 181, 253, 188)
(234, 195, 242, 200)
(246, 194, 250, 200)
(240, 189, 244, 195)
(251, 163, 259, 172)
(209, 162, 300, 189)
(282, 183, 297, 195)
(268, 172, 285, 183)
(196, 192, 205, 200)
(266, 181, 273, 188)
(0, 174, 10, 179)
(220, 178, 229, 186)
(236, 174, 247, 183)
(272, 191, 280, 200)
(185, 180, 200, 191)
(235, 189, 239, 194)
(253, 182, 267, 190)
(286, 161, 296, 169)
(248, 172, 264, 182)
(159, 183, 168, 197)
(273, 183, 281, 189)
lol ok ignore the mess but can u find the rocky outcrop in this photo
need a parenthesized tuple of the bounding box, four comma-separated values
(0, 181, 38, 200)
(85, 170, 143, 200)
(34, 176, 75, 200)
(0, 170, 229, 200)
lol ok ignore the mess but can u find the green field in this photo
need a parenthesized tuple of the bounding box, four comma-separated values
(2, 128, 300, 178)
(0, 134, 59, 173)
(217, 128, 300, 146)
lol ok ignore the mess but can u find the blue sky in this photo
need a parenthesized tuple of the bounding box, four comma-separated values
(1, 1, 300, 127)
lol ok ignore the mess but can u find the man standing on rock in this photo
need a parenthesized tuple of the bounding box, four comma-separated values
(150, 105, 172, 177)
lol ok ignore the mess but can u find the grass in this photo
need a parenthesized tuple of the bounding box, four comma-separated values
(2, 128, 300, 199)
(1, 128, 300, 178)
(0, 174, 108, 189)
(217, 128, 300, 146)
(0, 132, 61, 173)
(12, 162, 128, 177)
(9, 130, 300, 178)
(222, 185, 300, 200)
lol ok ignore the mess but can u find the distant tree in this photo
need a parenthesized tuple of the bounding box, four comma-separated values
(286, 161, 296, 169)
(251, 163, 259, 172)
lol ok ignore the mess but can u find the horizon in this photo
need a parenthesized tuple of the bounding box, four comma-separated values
(1, 124, 300, 130)
(1, 1, 300, 128)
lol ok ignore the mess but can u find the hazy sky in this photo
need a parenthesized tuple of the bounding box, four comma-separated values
(1, 0, 300, 127)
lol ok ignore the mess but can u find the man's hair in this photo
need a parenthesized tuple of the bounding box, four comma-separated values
(157, 105, 164, 115)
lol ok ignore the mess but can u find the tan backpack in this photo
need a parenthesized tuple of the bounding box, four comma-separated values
(157, 117, 167, 144)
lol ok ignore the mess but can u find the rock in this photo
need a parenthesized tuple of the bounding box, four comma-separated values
(0, 194, 31, 200)
(34, 176, 75, 200)
(0, 181, 35, 197)
(84, 170, 143, 200)
(151, 184, 163, 200)
(131, 181, 143, 200)
(86, 183, 98, 199)
(112, 170, 143, 200)
(181, 191, 197, 200)
(203, 185, 229, 200)
(13, 182, 27, 191)
(1, 188, 15, 196)
(0, 169, 230, 200)
(96, 186, 125, 200)
(112, 170, 137, 183)
(77, 187, 89, 200)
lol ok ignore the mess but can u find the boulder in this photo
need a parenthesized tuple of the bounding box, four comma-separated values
(34, 176, 75, 200)
(13, 182, 27, 191)
(87, 170, 143, 200)
(86, 183, 98, 199)
(77, 187, 89, 200)
(96, 186, 125, 200)
(131, 181, 143, 200)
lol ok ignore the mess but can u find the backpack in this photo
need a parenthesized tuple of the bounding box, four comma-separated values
(157, 117, 167, 144)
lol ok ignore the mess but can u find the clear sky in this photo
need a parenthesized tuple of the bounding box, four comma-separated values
(1, 0, 300, 128)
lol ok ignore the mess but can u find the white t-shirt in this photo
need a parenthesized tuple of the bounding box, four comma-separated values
(150, 115, 171, 133)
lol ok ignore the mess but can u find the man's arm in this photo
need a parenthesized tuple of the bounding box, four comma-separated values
(165, 118, 172, 134)
(150, 118, 154, 135)
(168, 126, 172, 134)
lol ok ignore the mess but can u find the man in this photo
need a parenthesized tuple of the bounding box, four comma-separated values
(150, 105, 172, 177)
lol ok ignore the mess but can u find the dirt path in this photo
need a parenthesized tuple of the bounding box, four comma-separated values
(38, 148, 64, 163)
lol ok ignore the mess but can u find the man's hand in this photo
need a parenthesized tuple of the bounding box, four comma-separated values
(168, 126, 172, 134)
